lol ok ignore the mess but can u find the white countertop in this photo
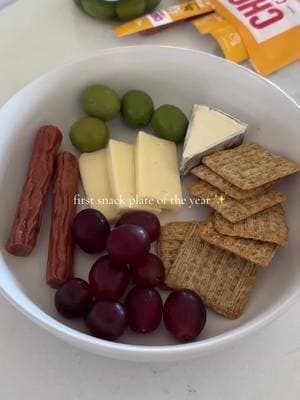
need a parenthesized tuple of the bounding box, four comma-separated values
(1, 1, 300, 399)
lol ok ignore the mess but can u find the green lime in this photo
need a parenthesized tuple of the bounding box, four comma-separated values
(81, 0, 116, 20)
(70, 117, 109, 152)
(116, 0, 146, 21)
(145, 0, 160, 12)
(151, 104, 188, 143)
(82, 84, 121, 121)
(121, 90, 154, 128)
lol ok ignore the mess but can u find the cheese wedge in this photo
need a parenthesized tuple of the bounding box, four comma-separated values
(135, 132, 183, 210)
(79, 150, 120, 223)
(106, 139, 161, 214)
(181, 105, 247, 175)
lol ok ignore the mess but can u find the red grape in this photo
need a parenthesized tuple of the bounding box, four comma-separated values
(125, 286, 163, 333)
(89, 255, 129, 301)
(131, 254, 165, 287)
(55, 278, 93, 319)
(72, 209, 110, 253)
(86, 301, 127, 341)
(106, 224, 150, 264)
(116, 211, 161, 242)
(163, 289, 207, 343)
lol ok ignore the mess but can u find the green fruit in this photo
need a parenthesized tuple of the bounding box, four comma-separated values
(116, 0, 146, 21)
(151, 104, 188, 143)
(145, 0, 160, 12)
(81, 0, 116, 20)
(82, 84, 121, 121)
(121, 90, 154, 128)
(74, 0, 82, 7)
(70, 117, 109, 152)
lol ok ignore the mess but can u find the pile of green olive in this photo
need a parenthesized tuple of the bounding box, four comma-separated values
(70, 84, 189, 153)
(74, 0, 161, 22)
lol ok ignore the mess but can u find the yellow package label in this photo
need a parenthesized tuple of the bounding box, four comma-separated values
(211, 24, 249, 62)
(192, 12, 229, 33)
(114, 0, 213, 37)
(211, 0, 300, 75)
(192, 13, 249, 63)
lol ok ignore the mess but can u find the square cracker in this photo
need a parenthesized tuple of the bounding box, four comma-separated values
(197, 218, 278, 267)
(189, 180, 286, 223)
(214, 205, 288, 246)
(191, 165, 273, 200)
(165, 223, 257, 319)
(203, 143, 300, 190)
(157, 221, 200, 276)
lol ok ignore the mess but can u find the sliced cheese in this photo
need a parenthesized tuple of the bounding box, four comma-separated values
(181, 105, 247, 175)
(106, 139, 161, 214)
(135, 132, 183, 210)
(79, 150, 120, 223)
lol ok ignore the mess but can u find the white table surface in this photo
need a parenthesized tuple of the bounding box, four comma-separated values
(1, 1, 300, 399)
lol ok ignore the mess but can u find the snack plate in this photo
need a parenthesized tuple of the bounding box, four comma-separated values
(1, 46, 300, 362)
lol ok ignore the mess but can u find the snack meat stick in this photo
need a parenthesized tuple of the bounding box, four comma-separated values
(47, 152, 79, 288)
(6, 126, 62, 256)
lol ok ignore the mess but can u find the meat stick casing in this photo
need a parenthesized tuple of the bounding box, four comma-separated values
(47, 152, 79, 288)
(6, 126, 62, 256)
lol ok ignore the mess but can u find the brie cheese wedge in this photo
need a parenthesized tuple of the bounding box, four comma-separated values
(181, 105, 247, 175)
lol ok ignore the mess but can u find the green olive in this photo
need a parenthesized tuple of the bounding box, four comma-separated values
(70, 117, 109, 152)
(74, 0, 82, 7)
(81, 0, 116, 20)
(151, 104, 188, 143)
(82, 84, 121, 121)
(116, 0, 146, 21)
(121, 90, 154, 128)
(145, 0, 161, 12)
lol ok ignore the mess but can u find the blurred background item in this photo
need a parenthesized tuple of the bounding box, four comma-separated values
(0, 0, 17, 10)
(74, 0, 161, 22)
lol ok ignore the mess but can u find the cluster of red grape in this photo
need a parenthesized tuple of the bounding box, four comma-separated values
(55, 209, 207, 343)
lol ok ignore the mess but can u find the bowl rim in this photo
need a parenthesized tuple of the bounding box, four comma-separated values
(1, 45, 300, 359)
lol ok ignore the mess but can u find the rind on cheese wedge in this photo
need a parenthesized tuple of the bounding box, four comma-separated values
(181, 105, 247, 175)
(79, 150, 120, 223)
(135, 131, 183, 210)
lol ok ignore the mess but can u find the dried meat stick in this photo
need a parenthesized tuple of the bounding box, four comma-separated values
(6, 126, 62, 256)
(47, 152, 79, 288)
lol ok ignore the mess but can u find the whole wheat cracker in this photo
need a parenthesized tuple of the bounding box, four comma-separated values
(191, 165, 273, 200)
(214, 205, 288, 246)
(197, 218, 278, 267)
(157, 221, 200, 276)
(203, 143, 300, 190)
(165, 223, 257, 319)
(189, 180, 286, 223)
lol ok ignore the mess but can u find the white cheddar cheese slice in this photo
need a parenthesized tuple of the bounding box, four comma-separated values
(135, 132, 183, 210)
(181, 105, 247, 175)
(79, 150, 120, 223)
(107, 139, 161, 214)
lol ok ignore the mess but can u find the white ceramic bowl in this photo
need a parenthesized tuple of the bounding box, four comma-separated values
(1, 46, 300, 362)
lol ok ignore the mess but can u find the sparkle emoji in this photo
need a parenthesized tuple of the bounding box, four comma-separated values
(215, 194, 226, 205)
(219, 194, 225, 204)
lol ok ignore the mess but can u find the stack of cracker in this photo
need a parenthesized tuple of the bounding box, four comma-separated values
(158, 143, 300, 319)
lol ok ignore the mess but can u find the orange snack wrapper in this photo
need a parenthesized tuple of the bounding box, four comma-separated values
(193, 12, 229, 32)
(113, 0, 213, 37)
(192, 13, 249, 62)
(211, 0, 300, 75)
